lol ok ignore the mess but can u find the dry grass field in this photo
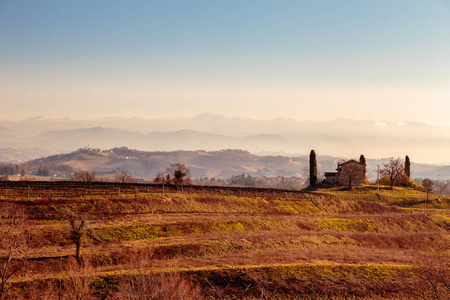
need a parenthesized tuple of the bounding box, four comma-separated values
(0, 183, 449, 299)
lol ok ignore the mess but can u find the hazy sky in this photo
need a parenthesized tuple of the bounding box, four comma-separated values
(1, 1, 449, 122)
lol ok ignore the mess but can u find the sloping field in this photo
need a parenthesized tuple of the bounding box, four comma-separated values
(0, 183, 449, 299)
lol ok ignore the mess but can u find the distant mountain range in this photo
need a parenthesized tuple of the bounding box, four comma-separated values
(1, 114, 450, 164)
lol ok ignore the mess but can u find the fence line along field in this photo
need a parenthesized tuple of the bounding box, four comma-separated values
(0, 181, 448, 299)
(0, 181, 311, 199)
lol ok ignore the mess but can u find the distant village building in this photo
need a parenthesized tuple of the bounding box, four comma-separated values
(82, 145, 103, 154)
(324, 159, 365, 186)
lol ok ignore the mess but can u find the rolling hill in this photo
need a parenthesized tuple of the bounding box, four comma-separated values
(2, 114, 450, 163)
(24, 147, 306, 179)
(19, 146, 450, 182)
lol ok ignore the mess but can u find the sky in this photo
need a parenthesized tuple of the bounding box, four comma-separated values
(1, 0, 450, 122)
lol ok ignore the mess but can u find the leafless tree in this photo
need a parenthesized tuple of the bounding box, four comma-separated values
(422, 178, 434, 192)
(338, 160, 365, 190)
(166, 163, 191, 185)
(381, 157, 405, 189)
(153, 171, 169, 184)
(115, 170, 135, 183)
(433, 179, 449, 200)
(422, 178, 434, 207)
(0, 206, 31, 299)
(60, 208, 87, 264)
(71, 171, 96, 183)
(407, 254, 450, 300)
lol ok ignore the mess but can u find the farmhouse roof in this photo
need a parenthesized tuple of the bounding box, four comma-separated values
(338, 159, 360, 166)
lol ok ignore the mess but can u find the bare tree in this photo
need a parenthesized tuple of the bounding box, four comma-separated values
(115, 170, 135, 183)
(421, 178, 434, 209)
(422, 178, 434, 192)
(166, 163, 191, 185)
(0, 206, 31, 299)
(381, 157, 405, 189)
(153, 172, 167, 184)
(338, 160, 365, 190)
(407, 254, 450, 300)
(60, 208, 87, 264)
(434, 179, 450, 200)
(71, 171, 96, 183)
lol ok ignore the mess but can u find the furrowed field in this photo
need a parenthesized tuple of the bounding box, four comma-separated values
(0, 182, 449, 299)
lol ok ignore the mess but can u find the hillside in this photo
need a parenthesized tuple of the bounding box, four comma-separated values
(21, 147, 450, 182)
(0, 183, 448, 299)
(24, 147, 306, 179)
(20, 147, 450, 182)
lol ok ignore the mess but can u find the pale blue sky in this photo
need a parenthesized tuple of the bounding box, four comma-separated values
(1, 0, 449, 121)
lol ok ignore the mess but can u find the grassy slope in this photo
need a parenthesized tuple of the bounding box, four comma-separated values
(2, 185, 449, 299)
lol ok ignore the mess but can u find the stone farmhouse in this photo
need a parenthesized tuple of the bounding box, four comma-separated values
(324, 159, 366, 186)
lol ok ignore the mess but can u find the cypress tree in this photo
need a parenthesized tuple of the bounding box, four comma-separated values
(405, 155, 411, 178)
(309, 150, 317, 187)
(359, 154, 366, 179)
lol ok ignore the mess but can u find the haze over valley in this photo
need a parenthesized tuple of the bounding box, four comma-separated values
(2, 114, 450, 182)
(1, 114, 450, 166)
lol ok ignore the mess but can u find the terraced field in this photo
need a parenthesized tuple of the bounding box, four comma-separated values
(0, 183, 449, 299)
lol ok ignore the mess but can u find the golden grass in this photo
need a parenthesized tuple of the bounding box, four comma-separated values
(1, 185, 449, 299)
